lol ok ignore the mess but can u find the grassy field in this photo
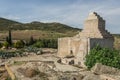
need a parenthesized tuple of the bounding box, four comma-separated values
(0, 30, 79, 41)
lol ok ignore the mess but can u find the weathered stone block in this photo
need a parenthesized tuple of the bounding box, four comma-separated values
(91, 63, 120, 75)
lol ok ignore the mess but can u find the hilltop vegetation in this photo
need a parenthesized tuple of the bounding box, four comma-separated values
(0, 17, 81, 33)
(0, 17, 21, 30)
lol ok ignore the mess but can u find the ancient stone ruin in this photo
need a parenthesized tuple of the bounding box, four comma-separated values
(58, 12, 114, 66)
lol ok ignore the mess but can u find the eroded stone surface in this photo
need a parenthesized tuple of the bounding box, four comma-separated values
(8, 54, 120, 80)
(91, 63, 120, 75)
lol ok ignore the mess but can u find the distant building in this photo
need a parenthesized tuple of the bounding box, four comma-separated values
(58, 12, 114, 66)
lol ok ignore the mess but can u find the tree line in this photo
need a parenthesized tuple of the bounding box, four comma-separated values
(0, 29, 58, 49)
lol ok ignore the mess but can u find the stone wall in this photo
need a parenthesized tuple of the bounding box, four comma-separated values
(89, 38, 114, 50)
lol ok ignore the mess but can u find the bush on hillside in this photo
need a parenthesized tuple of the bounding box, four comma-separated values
(85, 45, 120, 69)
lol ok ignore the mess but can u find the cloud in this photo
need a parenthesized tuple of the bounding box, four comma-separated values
(0, 0, 119, 33)
(1, 15, 21, 20)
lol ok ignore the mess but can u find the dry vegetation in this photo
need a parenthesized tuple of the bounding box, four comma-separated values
(0, 30, 78, 40)
(114, 36, 120, 50)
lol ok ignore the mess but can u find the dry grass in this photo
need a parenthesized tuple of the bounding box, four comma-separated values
(0, 30, 70, 40)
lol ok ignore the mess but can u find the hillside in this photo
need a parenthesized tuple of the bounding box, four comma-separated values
(0, 17, 21, 30)
(0, 17, 81, 33)
(0, 17, 81, 41)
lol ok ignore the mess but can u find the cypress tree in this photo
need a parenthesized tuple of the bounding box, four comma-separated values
(8, 29, 12, 46)
(29, 36, 34, 45)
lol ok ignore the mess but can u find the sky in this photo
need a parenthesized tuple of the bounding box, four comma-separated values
(0, 0, 120, 34)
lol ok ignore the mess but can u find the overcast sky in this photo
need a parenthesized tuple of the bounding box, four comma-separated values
(0, 0, 120, 34)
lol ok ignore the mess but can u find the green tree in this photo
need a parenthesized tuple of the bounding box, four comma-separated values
(8, 29, 12, 46)
(31, 39, 57, 48)
(29, 36, 35, 45)
(85, 45, 120, 69)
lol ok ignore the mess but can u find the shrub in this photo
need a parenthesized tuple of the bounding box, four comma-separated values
(25, 47, 42, 54)
(32, 39, 57, 48)
(85, 45, 120, 69)
(32, 41, 44, 48)
(3, 41, 9, 48)
(14, 40, 24, 48)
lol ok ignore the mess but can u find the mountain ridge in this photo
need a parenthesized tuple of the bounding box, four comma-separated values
(0, 17, 81, 33)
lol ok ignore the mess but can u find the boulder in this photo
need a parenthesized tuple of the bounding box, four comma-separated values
(25, 68, 36, 77)
(61, 58, 75, 65)
(36, 51, 42, 55)
(91, 63, 120, 75)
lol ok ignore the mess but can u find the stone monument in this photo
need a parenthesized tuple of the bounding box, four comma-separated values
(58, 12, 114, 66)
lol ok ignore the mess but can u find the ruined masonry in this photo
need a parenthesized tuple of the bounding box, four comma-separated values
(58, 12, 114, 66)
